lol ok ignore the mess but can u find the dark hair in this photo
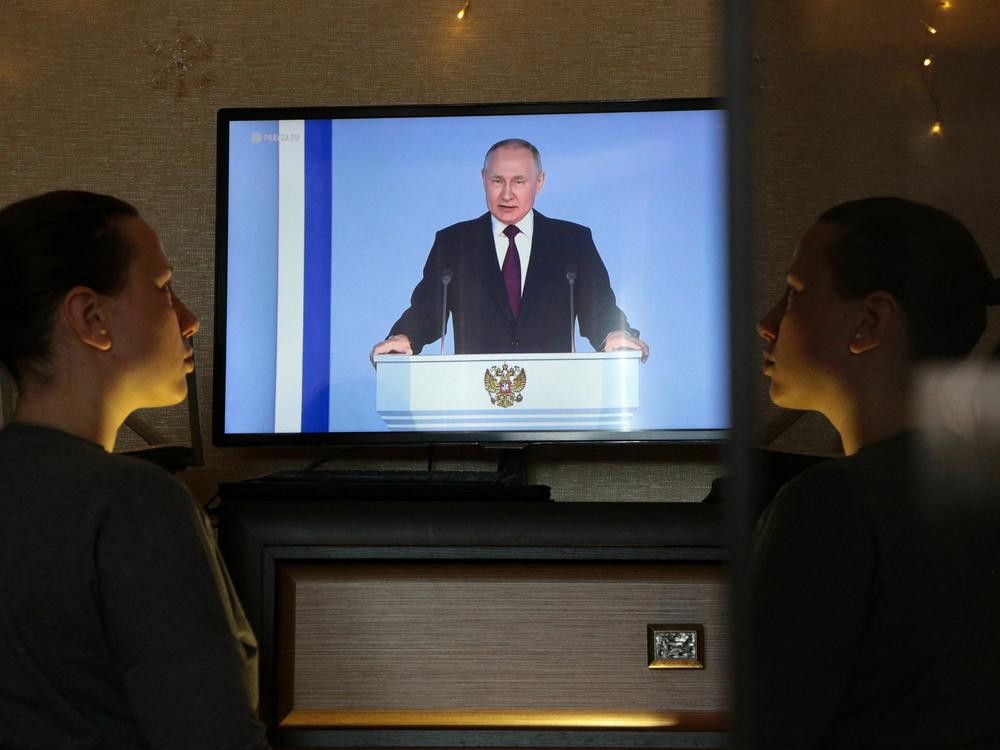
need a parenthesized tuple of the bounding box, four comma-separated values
(819, 196, 999, 361)
(483, 138, 543, 172)
(0, 190, 139, 386)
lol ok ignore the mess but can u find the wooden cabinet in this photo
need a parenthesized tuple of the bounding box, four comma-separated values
(218, 498, 728, 749)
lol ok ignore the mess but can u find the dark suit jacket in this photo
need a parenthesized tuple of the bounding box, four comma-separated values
(388, 211, 636, 354)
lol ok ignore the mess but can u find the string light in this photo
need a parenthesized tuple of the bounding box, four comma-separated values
(920, 1, 951, 136)
(457, 0, 471, 19)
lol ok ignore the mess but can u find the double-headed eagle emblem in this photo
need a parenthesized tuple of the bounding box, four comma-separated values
(484, 363, 526, 408)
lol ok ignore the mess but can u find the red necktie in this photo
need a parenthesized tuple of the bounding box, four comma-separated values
(502, 224, 521, 318)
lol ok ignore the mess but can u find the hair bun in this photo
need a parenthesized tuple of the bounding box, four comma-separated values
(988, 277, 1000, 306)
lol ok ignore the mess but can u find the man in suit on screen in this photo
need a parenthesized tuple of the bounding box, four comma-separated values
(369, 139, 649, 362)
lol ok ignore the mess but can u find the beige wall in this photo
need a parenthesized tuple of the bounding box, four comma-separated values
(3, 1, 998, 502)
(751, 0, 1000, 454)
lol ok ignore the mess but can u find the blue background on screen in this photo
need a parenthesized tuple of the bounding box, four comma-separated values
(225, 120, 279, 433)
(225, 109, 728, 434)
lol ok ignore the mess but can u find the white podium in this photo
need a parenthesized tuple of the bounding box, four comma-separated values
(374, 350, 641, 431)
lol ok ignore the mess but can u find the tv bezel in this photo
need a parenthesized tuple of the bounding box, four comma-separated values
(213, 98, 728, 448)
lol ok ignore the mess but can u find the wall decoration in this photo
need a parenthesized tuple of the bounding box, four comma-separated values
(143, 24, 213, 98)
(647, 624, 706, 669)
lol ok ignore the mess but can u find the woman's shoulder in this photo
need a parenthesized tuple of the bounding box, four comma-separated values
(103, 451, 191, 496)
(787, 431, 912, 486)
(771, 432, 915, 519)
(88, 452, 196, 525)
(1, 422, 194, 512)
(86, 455, 204, 552)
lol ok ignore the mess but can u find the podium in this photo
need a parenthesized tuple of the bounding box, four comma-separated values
(374, 350, 641, 431)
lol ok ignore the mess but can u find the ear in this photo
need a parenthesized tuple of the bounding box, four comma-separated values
(534, 170, 545, 194)
(62, 286, 113, 352)
(849, 291, 899, 355)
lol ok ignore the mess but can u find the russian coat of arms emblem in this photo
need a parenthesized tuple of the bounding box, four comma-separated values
(483, 363, 526, 408)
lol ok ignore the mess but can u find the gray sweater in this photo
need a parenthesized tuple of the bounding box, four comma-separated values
(751, 432, 1000, 749)
(0, 423, 269, 749)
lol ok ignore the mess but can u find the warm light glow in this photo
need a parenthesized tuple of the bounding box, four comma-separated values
(456, 0, 470, 19)
(279, 709, 707, 729)
(921, 0, 949, 136)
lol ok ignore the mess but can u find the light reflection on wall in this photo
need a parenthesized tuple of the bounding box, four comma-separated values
(279, 708, 712, 729)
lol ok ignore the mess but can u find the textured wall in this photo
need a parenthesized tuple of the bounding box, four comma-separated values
(0, 0, 723, 502)
(750, 0, 1000, 455)
(4, 1, 999, 502)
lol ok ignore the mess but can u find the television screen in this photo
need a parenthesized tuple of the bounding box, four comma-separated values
(214, 99, 728, 445)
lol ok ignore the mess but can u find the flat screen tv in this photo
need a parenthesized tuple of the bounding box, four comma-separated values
(214, 99, 728, 446)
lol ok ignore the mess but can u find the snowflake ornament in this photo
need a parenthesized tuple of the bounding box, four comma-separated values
(143, 26, 213, 98)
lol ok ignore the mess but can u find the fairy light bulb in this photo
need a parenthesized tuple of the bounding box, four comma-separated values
(457, 0, 470, 19)
(921, 0, 954, 136)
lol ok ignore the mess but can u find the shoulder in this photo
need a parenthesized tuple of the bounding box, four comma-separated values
(99, 453, 197, 521)
(777, 433, 912, 508)
(435, 213, 492, 239)
(104, 452, 192, 498)
(93, 455, 211, 588)
(756, 455, 867, 550)
(758, 434, 914, 544)
(534, 211, 592, 237)
(0, 426, 203, 573)
(752, 456, 876, 596)
(0, 423, 192, 516)
(778, 454, 860, 501)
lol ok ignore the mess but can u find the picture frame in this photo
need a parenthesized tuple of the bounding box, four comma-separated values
(647, 624, 705, 669)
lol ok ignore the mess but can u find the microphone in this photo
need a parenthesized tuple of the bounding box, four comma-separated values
(565, 263, 577, 353)
(440, 268, 453, 355)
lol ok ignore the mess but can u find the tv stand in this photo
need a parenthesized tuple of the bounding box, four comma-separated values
(217, 497, 728, 749)
(219, 469, 550, 502)
(486, 444, 529, 485)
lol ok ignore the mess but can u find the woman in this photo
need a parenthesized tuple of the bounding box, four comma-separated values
(752, 196, 1000, 749)
(0, 191, 269, 749)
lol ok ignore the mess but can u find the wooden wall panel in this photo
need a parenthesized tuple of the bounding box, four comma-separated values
(276, 562, 727, 729)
